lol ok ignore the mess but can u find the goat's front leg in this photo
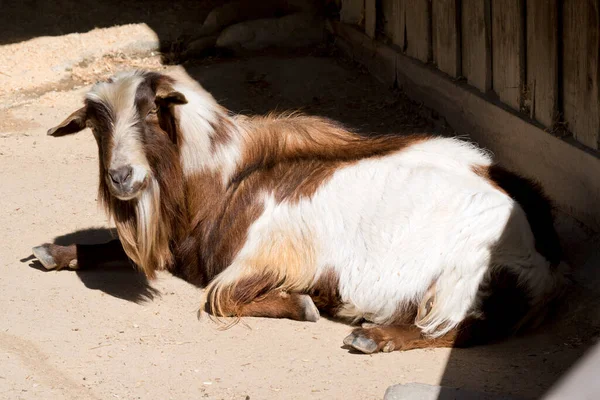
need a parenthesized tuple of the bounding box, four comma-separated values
(205, 275, 320, 322)
(32, 240, 130, 270)
(207, 289, 320, 322)
(204, 230, 321, 322)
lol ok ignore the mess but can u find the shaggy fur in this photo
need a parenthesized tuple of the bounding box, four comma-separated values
(45, 70, 566, 353)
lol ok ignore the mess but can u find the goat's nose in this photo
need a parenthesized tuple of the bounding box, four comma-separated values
(109, 166, 133, 186)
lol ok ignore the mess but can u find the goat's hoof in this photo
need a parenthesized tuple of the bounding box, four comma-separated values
(32, 244, 78, 270)
(361, 322, 379, 329)
(343, 333, 356, 346)
(343, 333, 378, 354)
(299, 294, 320, 322)
(382, 341, 395, 352)
(32, 245, 57, 270)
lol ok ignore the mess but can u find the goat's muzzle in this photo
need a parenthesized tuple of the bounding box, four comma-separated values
(107, 165, 149, 201)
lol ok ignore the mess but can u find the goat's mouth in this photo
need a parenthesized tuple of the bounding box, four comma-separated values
(107, 175, 149, 201)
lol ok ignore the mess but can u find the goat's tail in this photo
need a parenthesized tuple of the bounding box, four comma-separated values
(454, 260, 570, 348)
(487, 165, 563, 267)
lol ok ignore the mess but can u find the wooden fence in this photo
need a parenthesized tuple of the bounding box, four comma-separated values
(340, 0, 600, 151)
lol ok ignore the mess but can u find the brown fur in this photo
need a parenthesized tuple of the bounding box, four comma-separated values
(348, 325, 455, 352)
(471, 164, 507, 194)
(347, 321, 477, 353)
(39, 244, 77, 269)
(171, 171, 266, 287)
(205, 272, 315, 321)
(235, 114, 429, 188)
(236, 292, 318, 321)
(472, 164, 562, 266)
(308, 269, 343, 317)
(209, 110, 235, 150)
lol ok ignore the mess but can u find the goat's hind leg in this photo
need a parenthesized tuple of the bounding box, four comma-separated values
(343, 324, 462, 354)
(32, 240, 129, 270)
(342, 284, 473, 353)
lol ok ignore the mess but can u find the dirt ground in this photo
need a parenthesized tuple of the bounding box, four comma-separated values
(2, 6, 600, 400)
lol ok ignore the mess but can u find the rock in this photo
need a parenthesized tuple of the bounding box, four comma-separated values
(215, 12, 324, 51)
(184, 35, 219, 58)
(383, 383, 520, 400)
(198, 0, 290, 37)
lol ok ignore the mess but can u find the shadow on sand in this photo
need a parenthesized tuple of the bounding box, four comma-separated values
(23, 228, 160, 303)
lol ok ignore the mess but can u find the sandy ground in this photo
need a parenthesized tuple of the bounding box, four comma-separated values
(2, 17, 600, 400)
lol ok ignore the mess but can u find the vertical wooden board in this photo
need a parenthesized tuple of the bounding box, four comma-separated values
(391, 0, 406, 49)
(491, 0, 524, 111)
(341, 0, 365, 26)
(381, 0, 396, 39)
(461, 0, 491, 92)
(563, 0, 600, 150)
(405, 0, 431, 62)
(527, 0, 558, 127)
(365, 0, 376, 38)
(432, 0, 460, 77)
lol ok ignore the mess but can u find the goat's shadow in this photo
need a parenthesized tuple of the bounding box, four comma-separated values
(23, 228, 160, 303)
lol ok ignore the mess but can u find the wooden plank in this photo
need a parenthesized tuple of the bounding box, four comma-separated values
(432, 0, 460, 77)
(334, 21, 600, 230)
(404, 0, 431, 62)
(491, 0, 524, 111)
(381, 0, 395, 39)
(365, 0, 376, 38)
(332, 22, 397, 86)
(391, 0, 406, 49)
(526, 0, 558, 127)
(341, 0, 365, 26)
(461, 0, 491, 92)
(563, 0, 600, 150)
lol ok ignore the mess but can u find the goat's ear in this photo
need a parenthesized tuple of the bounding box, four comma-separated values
(155, 84, 187, 106)
(47, 107, 88, 136)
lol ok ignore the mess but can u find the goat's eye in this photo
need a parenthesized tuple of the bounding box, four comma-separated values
(147, 106, 159, 116)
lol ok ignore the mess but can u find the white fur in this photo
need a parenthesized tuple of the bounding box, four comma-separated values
(224, 138, 559, 337)
(135, 178, 161, 265)
(86, 71, 151, 193)
(173, 83, 241, 183)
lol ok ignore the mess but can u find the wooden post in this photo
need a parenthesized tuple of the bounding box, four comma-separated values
(341, 0, 365, 26)
(381, 0, 395, 39)
(365, 0, 377, 38)
(526, 0, 558, 128)
(404, 0, 432, 62)
(432, 0, 461, 77)
(391, 0, 406, 50)
(563, 0, 600, 150)
(461, 0, 491, 92)
(491, 0, 524, 111)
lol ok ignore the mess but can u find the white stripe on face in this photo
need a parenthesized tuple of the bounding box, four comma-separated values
(87, 72, 151, 199)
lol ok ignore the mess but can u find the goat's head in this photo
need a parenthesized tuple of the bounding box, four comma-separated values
(48, 71, 188, 201)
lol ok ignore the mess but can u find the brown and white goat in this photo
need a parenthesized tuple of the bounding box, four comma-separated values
(34, 70, 565, 353)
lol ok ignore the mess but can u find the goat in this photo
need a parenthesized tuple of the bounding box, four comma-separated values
(33, 70, 566, 353)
